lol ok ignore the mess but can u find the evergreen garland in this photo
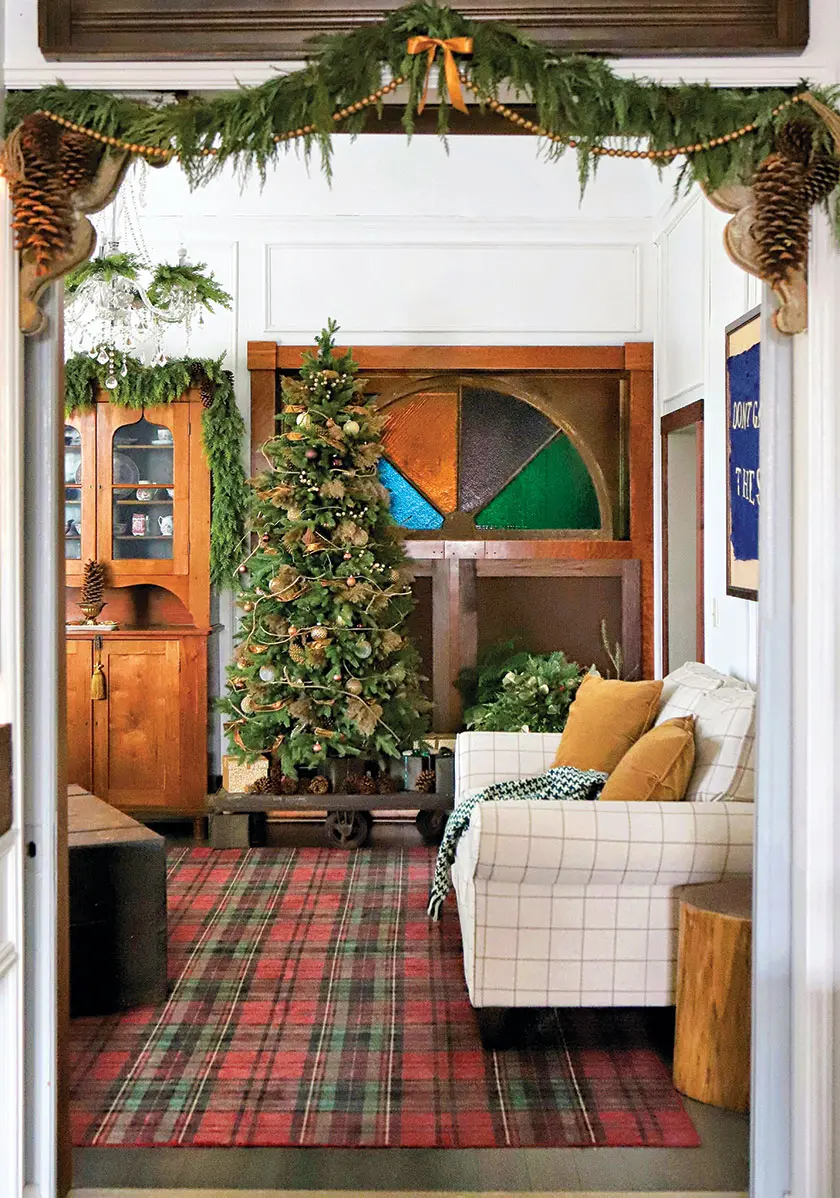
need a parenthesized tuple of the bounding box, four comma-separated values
(64, 353, 248, 588)
(4, 0, 840, 203)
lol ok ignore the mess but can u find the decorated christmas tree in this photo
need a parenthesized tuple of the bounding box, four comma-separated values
(222, 321, 430, 776)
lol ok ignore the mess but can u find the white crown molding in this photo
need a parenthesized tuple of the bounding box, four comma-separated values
(1, 51, 835, 92)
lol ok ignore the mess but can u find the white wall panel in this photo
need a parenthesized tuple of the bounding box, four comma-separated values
(658, 194, 705, 407)
(265, 237, 641, 339)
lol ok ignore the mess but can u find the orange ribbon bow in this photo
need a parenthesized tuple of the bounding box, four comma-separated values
(406, 35, 474, 115)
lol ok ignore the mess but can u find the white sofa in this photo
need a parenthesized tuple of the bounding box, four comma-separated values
(449, 664, 755, 1026)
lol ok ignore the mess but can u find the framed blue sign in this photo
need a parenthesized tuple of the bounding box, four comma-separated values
(725, 306, 760, 601)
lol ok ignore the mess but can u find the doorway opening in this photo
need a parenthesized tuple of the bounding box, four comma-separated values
(661, 402, 704, 674)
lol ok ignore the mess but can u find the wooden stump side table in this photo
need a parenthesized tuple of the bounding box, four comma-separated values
(673, 878, 752, 1113)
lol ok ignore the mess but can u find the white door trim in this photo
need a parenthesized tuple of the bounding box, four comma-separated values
(0, 176, 25, 1198)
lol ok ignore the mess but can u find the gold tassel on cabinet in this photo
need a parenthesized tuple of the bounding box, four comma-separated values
(91, 635, 106, 701)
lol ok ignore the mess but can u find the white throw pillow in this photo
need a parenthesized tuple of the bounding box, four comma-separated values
(685, 685, 756, 803)
(656, 662, 728, 724)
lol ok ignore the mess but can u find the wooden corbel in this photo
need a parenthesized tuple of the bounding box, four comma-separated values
(19, 149, 131, 337)
(705, 183, 807, 336)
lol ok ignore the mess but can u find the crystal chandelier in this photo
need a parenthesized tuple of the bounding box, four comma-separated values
(64, 193, 232, 387)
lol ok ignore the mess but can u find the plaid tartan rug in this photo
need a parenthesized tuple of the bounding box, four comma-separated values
(70, 846, 699, 1149)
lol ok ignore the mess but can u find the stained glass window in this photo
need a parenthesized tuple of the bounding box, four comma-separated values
(475, 434, 600, 530)
(459, 387, 556, 511)
(377, 385, 602, 534)
(378, 460, 444, 531)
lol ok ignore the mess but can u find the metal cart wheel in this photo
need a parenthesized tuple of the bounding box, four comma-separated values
(324, 809, 372, 849)
(415, 808, 448, 845)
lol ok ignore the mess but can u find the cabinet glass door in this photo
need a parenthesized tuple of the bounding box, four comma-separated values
(64, 425, 83, 561)
(111, 416, 176, 561)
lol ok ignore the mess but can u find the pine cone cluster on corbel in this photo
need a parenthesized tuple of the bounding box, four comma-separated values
(705, 182, 807, 335)
(18, 149, 131, 337)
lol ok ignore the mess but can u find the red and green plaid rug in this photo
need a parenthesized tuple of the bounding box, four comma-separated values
(70, 845, 699, 1149)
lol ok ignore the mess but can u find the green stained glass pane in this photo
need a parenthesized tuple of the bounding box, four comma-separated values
(475, 434, 600, 530)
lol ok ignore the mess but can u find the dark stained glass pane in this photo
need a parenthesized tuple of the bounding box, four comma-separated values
(382, 391, 458, 513)
(475, 434, 600, 530)
(378, 459, 444, 530)
(459, 387, 556, 511)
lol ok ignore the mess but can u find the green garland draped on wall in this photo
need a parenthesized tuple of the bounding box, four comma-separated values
(64, 354, 248, 588)
(4, 0, 840, 201)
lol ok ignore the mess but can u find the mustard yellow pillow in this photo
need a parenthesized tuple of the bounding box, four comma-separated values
(552, 674, 664, 774)
(599, 717, 696, 802)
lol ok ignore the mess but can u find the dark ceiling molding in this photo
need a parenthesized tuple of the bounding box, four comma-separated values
(39, 0, 809, 61)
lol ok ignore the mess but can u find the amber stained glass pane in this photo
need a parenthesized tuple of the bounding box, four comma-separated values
(459, 387, 556, 512)
(382, 391, 458, 513)
(476, 434, 600, 530)
(378, 460, 444, 530)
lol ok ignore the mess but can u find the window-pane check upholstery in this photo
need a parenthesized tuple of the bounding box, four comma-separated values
(451, 679, 755, 1008)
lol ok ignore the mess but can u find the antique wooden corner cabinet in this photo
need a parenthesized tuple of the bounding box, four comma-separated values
(64, 387, 210, 821)
(249, 342, 654, 733)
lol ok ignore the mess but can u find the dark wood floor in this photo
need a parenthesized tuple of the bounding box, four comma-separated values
(73, 818, 750, 1193)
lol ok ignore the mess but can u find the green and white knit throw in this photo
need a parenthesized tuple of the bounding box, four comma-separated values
(427, 766, 608, 920)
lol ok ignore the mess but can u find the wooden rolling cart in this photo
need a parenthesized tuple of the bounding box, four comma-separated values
(64, 387, 211, 826)
(208, 789, 454, 849)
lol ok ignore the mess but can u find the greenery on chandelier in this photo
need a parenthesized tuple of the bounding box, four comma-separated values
(456, 637, 584, 733)
(65, 250, 233, 313)
(5, 0, 840, 201)
(220, 321, 430, 775)
(64, 251, 145, 294)
(64, 352, 248, 588)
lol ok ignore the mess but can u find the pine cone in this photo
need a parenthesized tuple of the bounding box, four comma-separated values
(345, 772, 377, 795)
(377, 773, 398, 794)
(10, 115, 73, 274)
(776, 118, 815, 166)
(247, 776, 274, 795)
(200, 380, 215, 409)
(802, 151, 840, 207)
(81, 559, 106, 606)
(415, 769, 437, 794)
(751, 152, 811, 285)
(308, 775, 330, 795)
(268, 760, 299, 794)
(288, 641, 305, 664)
(58, 130, 102, 193)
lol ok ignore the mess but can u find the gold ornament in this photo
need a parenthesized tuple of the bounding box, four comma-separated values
(310, 625, 328, 641)
(342, 419, 360, 436)
(346, 678, 363, 695)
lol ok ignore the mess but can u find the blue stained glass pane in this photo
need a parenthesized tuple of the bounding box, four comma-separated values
(378, 459, 444, 530)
